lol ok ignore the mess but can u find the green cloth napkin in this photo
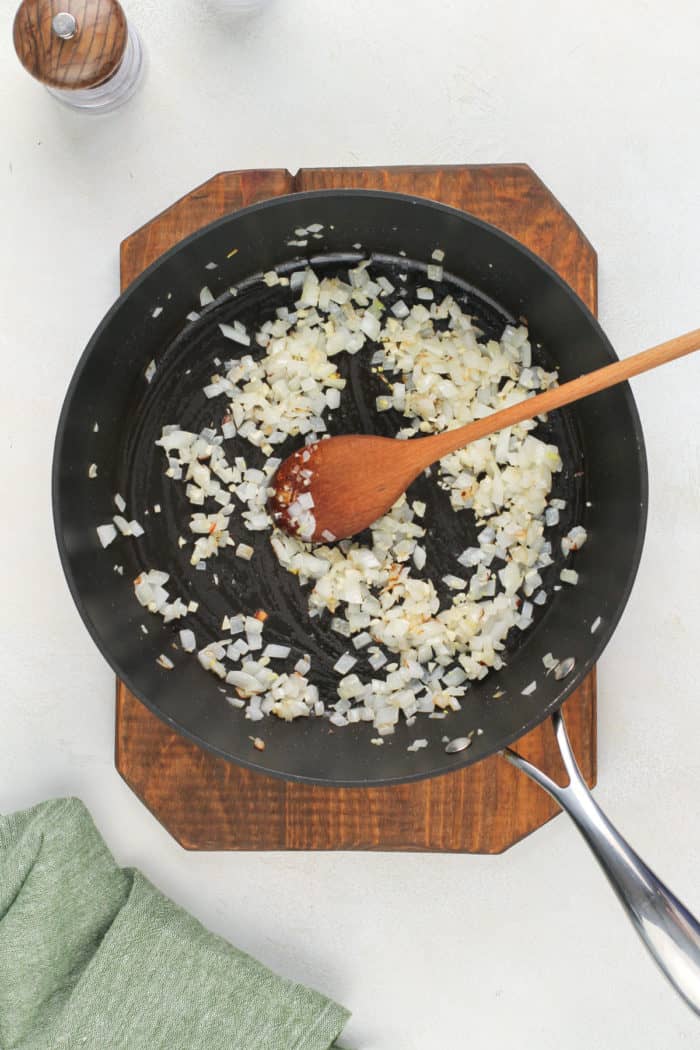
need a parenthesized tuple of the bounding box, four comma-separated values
(0, 799, 350, 1050)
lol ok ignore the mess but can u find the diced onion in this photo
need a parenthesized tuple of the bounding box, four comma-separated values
(219, 322, 251, 347)
(334, 652, 357, 675)
(407, 738, 428, 752)
(96, 524, 117, 548)
(133, 258, 586, 740)
(263, 644, 291, 659)
(180, 629, 196, 652)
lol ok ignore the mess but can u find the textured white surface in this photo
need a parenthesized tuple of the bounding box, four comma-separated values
(2, 1, 700, 1046)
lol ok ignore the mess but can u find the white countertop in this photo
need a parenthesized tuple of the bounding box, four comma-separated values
(2, 1, 700, 1046)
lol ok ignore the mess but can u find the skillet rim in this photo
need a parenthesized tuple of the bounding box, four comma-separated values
(52, 189, 649, 786)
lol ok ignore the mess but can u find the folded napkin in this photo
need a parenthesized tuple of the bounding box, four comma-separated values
(0, 799, 350, 1050)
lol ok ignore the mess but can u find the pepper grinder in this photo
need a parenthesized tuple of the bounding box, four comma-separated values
(13, 0, 144, 114)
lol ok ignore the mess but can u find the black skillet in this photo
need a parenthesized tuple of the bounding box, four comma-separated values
(53, 190, 647, 786)
(53, 191, 700, 1012)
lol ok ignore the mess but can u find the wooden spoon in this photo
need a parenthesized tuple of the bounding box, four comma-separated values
(268, 327, 700, 542)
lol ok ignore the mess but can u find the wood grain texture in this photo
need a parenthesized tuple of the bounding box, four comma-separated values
(120, 170, 294, 285)
(296, 165, 597, 311)
(14, 0, 127, 90)
(117, 673, 595, 852)
(116, 164, 598, 853)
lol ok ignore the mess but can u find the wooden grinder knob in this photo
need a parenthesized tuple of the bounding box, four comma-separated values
(13, 0, 129, 91)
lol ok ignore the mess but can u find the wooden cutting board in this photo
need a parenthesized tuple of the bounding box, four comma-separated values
(116, 164, 597, 852)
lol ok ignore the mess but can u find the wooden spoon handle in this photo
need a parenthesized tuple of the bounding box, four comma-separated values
(417, 326, 700, 466)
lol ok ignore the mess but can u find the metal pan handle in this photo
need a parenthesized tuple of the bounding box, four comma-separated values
(503, 710, 700, 1015)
